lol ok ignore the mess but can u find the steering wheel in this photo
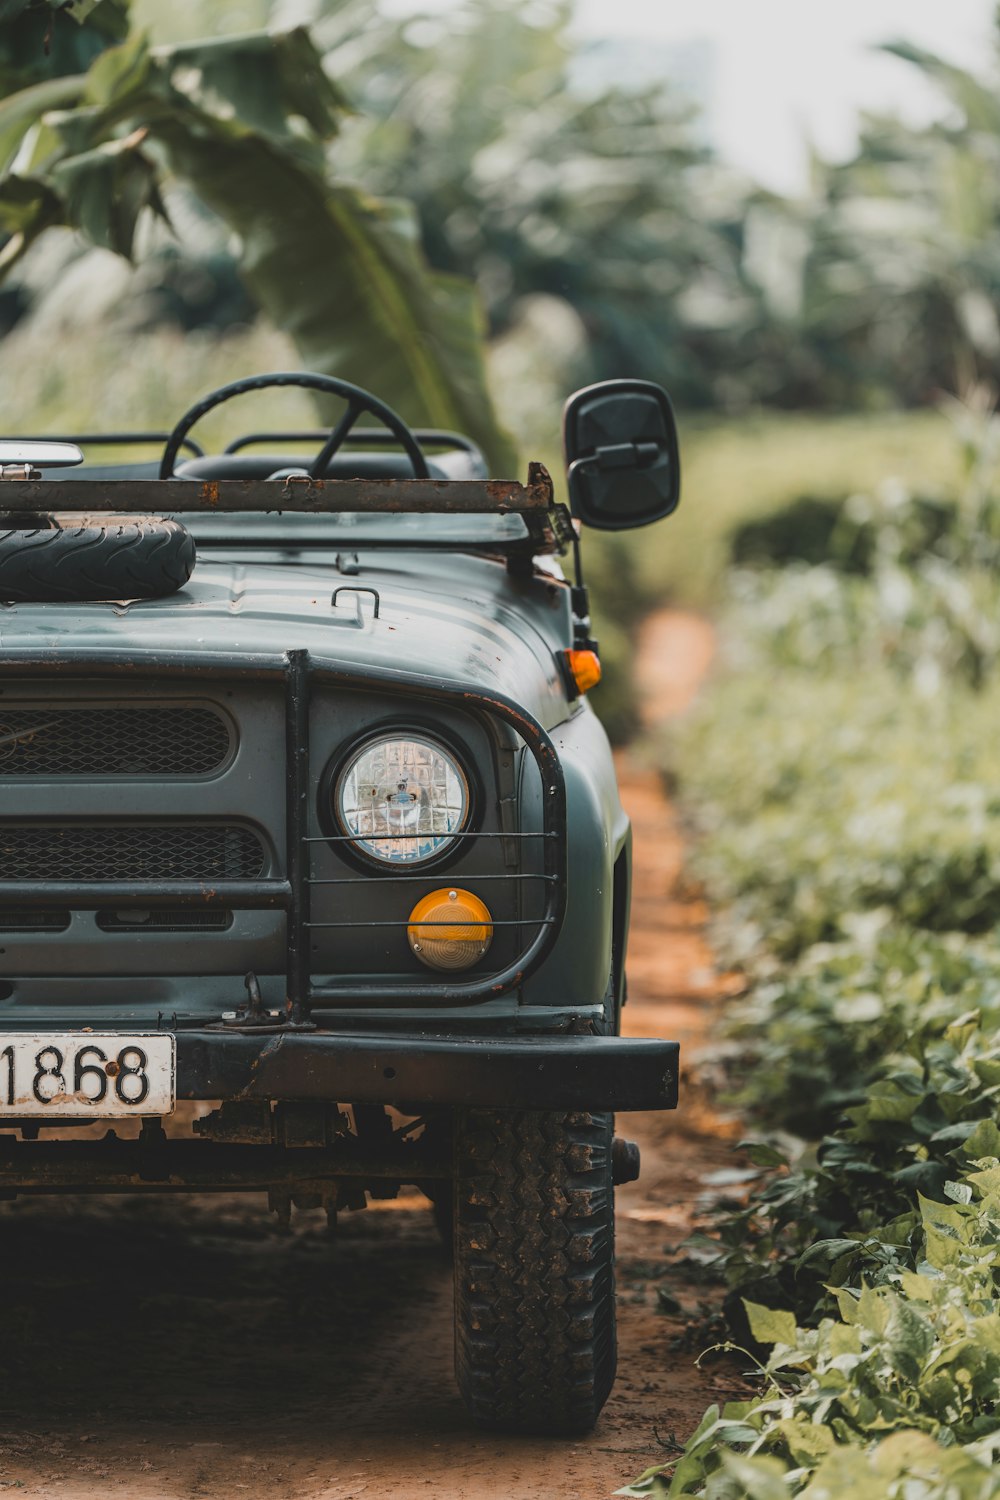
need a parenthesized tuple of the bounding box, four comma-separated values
(158, 372, 431, 481)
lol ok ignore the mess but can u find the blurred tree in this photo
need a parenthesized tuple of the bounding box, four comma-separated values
(0, 0, 514, 467)
(794, 25, 1000, 407)
(14, 0, 996, 423)
(308, 0, 783, 409)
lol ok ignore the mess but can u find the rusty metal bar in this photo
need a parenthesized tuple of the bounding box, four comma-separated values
(0, 467, 554, 514)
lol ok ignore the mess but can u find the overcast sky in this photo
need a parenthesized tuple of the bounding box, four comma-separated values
(384, 0, 996, 192)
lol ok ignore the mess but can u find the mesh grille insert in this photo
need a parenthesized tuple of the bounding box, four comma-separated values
(0, 706, 231, 776)
(96, 908, 233, 933)
(0, 908, 70, 933)
(0, 825, 266, 882)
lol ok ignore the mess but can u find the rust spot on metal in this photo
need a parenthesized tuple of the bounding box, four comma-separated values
(199, 480, 221, 508)
(105, 1060, 120, 1078)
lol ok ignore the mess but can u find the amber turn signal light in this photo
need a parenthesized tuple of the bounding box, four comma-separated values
(564, 648, 602, 695)
(407, 888, 494, 972)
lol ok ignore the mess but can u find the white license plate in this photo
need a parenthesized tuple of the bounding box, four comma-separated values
(0, 1033, 175, 1117)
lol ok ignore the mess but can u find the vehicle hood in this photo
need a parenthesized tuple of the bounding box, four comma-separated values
(0, 551, 577, 732)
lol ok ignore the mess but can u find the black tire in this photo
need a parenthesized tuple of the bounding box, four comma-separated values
(0, 516, 195, 603)
(453, 1108, 616, 1435)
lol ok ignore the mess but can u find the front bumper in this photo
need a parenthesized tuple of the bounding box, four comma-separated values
(178, 1029, 680, 1112)
(0, 1031, 679, 1197)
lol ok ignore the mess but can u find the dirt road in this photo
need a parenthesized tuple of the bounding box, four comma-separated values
(0, 612, 740, 1500)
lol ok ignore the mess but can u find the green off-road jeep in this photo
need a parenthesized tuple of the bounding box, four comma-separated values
(0, 371, 681, 1434)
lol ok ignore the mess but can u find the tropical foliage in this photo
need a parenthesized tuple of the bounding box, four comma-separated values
(0, 0, 513, 466)
(9, 1, 1000, 438)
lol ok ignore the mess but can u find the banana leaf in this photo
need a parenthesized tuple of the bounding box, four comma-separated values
(0, 24, 515, 471)
(160, 121, 513, 467)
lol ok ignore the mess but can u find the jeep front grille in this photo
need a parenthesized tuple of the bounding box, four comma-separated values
(0, 907, 71, 933)
(0, 825, 266, 882)
(96, 907, 233, 932)
(0, 705, 231, 777)
(0, 653, 566, 1011)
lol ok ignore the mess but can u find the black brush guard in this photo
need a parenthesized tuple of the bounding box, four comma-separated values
(0, 647, 679, 1112)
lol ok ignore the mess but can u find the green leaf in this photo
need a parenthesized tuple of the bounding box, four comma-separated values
(0, 171, 62, 274)
(882, 40, 1000, 134)
(898, 1271, 936, 1301)
(827, 1322, 862, 1358)
(49, 128, 165, 256)
(884, 1296, 936, 1378)
(158, 120, 515, 468)
(62, 0, 108, 24)
(772, 1417, 835, 1465)
(966, 1160, 1000, 1197)
(0, 72, 84, 175)
(82, 23, 153, 111)
(856, 1283, 890, 1335)
(961, 1118, 1000, 1159)
(970, 1314, 1000, 1355)
(158, 28, 349, 145)
(744, 1301, 799, 1349)
(796, 1238, 861, 1274)
(718, 1452, 791, 1500)
(833, 1287, 862, 1326)
(0, 21, 514, 470)
(739, 1140, 789, 1169)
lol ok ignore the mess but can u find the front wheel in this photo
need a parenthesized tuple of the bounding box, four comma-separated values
(452, 1109, 616, 1434)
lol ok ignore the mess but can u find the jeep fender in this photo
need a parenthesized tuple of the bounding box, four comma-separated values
(519, 703, 630, 1013)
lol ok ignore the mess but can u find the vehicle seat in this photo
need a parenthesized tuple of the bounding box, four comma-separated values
(175, 448, 488, 482)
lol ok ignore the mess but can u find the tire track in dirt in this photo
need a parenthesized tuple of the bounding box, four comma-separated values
(0, 611, 741, 1500)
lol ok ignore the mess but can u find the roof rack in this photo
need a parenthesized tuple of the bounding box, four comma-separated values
(0, 463, 573, 556)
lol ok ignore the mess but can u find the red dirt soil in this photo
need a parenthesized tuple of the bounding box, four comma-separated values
(0, 611, 742, 1500)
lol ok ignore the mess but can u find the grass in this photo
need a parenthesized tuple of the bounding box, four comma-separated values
(622, 409, 962, 608)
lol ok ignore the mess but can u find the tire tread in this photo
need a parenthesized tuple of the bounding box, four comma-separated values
(453, 1109, 616, 1435)
(0, 518, 195, 602)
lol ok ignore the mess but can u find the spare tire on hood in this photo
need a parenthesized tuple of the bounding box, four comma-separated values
(0, 516, 195, 603)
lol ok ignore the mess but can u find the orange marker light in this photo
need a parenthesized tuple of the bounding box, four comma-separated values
(407, 888, 493, 972)
(565, 648, 602, 695)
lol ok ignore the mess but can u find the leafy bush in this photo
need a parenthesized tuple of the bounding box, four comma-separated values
(721, 561, 1000, 691)
(702, 993, 1000, 1336)
(729, 490, 955, 573)
(671, 665, 1000, 960)
(622, 1160, 1000, 1499)
(643, 434, 1000, 1494)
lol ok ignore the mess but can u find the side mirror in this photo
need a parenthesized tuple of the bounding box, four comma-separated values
(562, 379, 680, 531)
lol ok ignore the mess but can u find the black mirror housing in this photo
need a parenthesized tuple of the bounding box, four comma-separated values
(562, 379, 680, 531)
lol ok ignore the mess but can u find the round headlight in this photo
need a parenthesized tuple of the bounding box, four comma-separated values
(335, 734, 470, 866)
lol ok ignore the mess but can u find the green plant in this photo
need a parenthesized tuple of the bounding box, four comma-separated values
(0, 0, 512, 466)
(622, 1160, 1000, 1499)
(647, 412, 1000, 1491)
